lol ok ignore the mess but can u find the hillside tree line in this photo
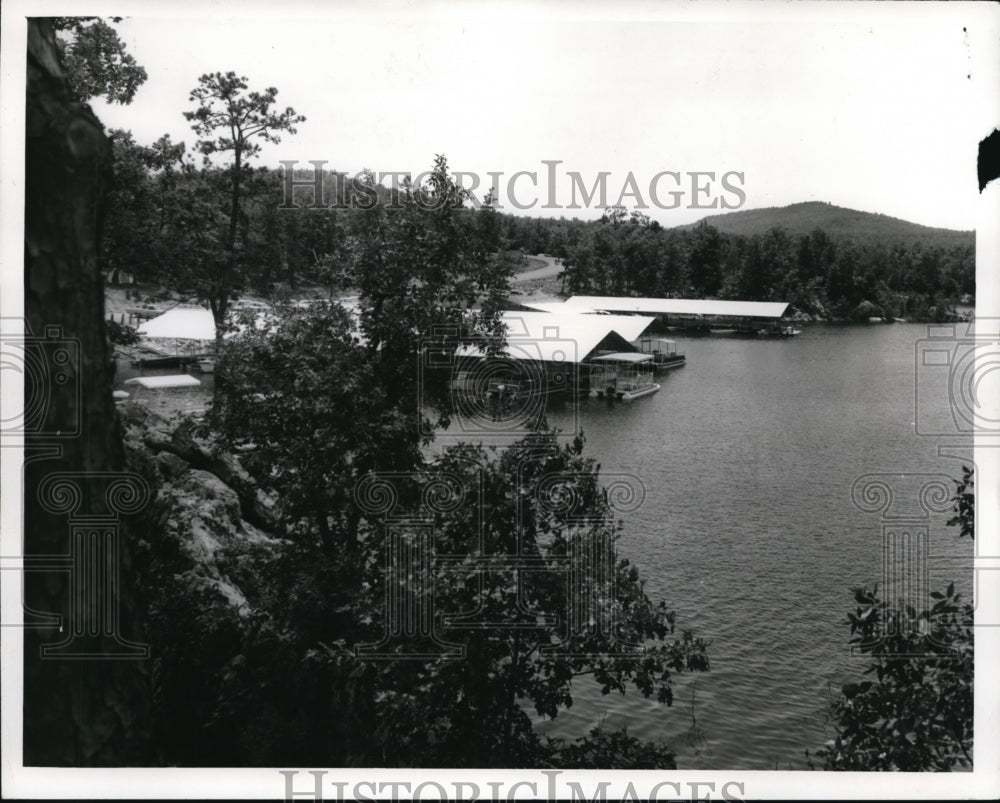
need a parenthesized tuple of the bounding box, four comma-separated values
(101, 148, 973, 324)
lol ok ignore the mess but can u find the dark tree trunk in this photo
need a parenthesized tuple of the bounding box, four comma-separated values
(23, 19, 151, 766)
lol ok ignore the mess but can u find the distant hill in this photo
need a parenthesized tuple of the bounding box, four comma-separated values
(678, 201, 974, 248)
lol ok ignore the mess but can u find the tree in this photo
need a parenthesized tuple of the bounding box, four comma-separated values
(226, 425, 710, 768)
(342, 431, 711, 767)
(53, 17, 148, 105)
(213, 300, 398, 555)
(817, 470, 975, 770)
(686, 221, 724, 296)
(346, 155, 514, 430)
(562, 234, 597, 294)
(101, 129, 187, 282)
(24, 18, 150, 764)
(214, 159, 517, 549)
(184, 72, 306, 344)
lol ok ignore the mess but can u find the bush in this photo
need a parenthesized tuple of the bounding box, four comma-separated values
(549, 726, 678, 769)
(107, 318, 141, 346)
(817, 469, 975, 770)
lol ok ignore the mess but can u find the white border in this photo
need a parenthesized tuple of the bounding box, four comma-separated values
(2, 1, 999, 799)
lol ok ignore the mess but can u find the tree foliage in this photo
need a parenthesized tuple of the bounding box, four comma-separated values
(550, 725, 680, 769)
(817, 470, 975, 770)
(214, 158, 518, 541)
(345, 155, 516, 429)
(328, 433, 710, 767)
(213, 300, 399, 554)
(106, 318, 140, 346)
(102, 129, 187, 279)
(947, 466, 975, 541)
(183, 72, 306, 337)
(553, 216, 973, 319)
(53, 17, 148, 104)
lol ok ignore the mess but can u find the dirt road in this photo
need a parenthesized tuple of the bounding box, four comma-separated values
(512, 254, 563, 283)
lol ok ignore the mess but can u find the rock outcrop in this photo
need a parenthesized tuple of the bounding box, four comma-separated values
(120, 403, 285, 617)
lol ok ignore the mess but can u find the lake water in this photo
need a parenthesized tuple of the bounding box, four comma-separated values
(528, 323, 975, 769)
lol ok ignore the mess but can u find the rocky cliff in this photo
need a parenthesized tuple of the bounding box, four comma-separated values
(120, 403, 285, 618)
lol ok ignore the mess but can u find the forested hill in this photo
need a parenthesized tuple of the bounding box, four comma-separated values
(500, 202, 975, 322)
(678, 201, 974, 249)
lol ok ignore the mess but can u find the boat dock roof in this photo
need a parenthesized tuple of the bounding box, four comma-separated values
(522, 297, 789, 319)
(456, 311, 655, 364)
(124, 374, 201, 389)
(590, 352, 654, 363)
(138, 307, 217, 340)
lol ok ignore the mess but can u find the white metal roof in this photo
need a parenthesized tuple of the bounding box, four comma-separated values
(583, 313, 652, 342)
(559, 296, 789, 319)
(457, 311, 654, 364)
(138, 307, 216, 340)
(124, 375, 201, 389)
(510, 306, 654, 342)
(517, 301, 573, 313)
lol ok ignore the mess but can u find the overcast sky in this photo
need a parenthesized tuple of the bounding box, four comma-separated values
(20, 1, 1000, 229)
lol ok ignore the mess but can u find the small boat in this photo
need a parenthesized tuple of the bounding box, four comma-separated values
(588, 353, 660, 401)
(757, 325, 802, 337)
(620, 383, 661, 401)
(637, 337, 686, 370)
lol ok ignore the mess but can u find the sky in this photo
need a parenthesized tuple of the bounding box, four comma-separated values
(51, 0, 994, 232)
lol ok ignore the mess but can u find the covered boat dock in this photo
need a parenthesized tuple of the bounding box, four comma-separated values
(521, 297, 792, 334)
(452, 311, 656, 398)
